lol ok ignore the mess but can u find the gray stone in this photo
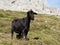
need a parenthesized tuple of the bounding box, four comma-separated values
(0, 0, 60, 15)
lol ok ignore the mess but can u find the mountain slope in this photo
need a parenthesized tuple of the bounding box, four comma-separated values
(0, 10, 60, 45)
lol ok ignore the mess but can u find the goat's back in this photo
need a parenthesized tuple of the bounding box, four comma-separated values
(12, 18, 27, 33)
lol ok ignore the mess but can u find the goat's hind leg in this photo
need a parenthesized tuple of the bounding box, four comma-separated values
(11, 28, 14, 39)
(16, 32, 22, 39)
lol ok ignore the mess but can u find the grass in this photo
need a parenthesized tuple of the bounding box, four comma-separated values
(0, 9, 60, 45)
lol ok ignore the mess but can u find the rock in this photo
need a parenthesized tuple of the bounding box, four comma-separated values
(0, 0, 60, 15)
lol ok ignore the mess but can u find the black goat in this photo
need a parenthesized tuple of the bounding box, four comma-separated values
(11, 10, 37, 40)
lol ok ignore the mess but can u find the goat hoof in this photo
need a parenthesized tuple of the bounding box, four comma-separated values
(25, 38, 29, 40)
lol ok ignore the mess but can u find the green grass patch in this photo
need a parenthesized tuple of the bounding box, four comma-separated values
(0, 10, 60, 45)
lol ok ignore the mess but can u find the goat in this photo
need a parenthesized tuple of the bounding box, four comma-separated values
(11, 10, 37, 40)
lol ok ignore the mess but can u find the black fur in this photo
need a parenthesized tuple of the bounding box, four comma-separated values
(11, 10, 37, 40)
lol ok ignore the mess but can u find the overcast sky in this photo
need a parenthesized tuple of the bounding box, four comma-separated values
(48, 0, 60, 7)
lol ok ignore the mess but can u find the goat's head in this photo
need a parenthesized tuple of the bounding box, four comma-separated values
(27, 10, 37, 20)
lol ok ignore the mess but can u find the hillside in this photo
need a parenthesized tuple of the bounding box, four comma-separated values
(0, 9, 60, 45)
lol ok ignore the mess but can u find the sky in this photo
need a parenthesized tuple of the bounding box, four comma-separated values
(48, 0, 60, 8)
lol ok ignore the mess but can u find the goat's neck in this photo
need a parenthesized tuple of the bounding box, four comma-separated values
(26, 16, 31, 28)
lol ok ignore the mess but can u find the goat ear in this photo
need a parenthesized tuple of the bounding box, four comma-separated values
(34, 12, 37, 15)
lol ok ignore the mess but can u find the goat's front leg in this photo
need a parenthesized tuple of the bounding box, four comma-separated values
(24, 30, 29, 40)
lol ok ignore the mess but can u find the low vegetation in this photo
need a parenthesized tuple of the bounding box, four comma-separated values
(0, 9, 60, 45)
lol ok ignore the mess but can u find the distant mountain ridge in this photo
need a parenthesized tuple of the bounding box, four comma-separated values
(0, 0, 60, 15)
